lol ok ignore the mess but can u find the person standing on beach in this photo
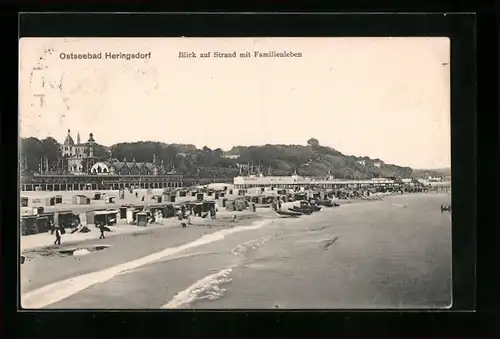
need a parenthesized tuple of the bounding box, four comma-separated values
(54, 225, 61, 245)
(98, 222, 106, 239)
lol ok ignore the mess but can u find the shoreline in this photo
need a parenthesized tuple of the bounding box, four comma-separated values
(20, 192, 444, 254)
(20, 210, 271, 254)
(20, 213, 273, 296)
(20, 191, 449, 301)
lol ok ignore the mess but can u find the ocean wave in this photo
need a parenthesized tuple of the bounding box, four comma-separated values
(161, 268, 234, 308)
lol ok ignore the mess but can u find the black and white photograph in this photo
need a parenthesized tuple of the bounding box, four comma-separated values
(19, 37, 452, 309)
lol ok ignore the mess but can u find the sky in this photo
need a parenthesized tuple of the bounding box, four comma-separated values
(19, 37, 450, 169)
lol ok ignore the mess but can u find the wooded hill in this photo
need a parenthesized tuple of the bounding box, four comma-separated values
(21, 136, 415, 179)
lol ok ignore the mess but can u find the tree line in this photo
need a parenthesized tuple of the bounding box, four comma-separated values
(20, 136, 413, 179)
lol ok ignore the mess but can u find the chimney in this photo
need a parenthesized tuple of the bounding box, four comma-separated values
(77, 132, 81, 144)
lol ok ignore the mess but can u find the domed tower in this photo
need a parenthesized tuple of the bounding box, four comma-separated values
(63, 129, 75, 156)
(64, 129, 75, 146)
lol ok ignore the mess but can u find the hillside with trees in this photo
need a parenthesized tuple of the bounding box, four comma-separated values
(20, 137, 414, 179)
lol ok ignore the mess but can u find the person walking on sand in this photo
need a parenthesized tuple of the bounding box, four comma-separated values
(98, 222, 106, 239)
(54, 225, 61, 245)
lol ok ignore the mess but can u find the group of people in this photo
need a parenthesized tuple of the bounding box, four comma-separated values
(49, 219, 108, 246)
(148, 210, 164, 224)
(177, 204, 219, 228)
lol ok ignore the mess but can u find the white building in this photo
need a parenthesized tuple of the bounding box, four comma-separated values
(60, 129, 96, 174)
(223, 154, 240, 160)
(233, 173, 395, 189)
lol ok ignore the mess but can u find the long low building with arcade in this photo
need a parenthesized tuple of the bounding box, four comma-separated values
(233, 172, 451, 190)
(20, 129, 183, 192)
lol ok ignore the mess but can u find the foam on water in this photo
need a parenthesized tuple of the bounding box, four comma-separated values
(21, 220, 271, 309)
(73, 249, 91, 256)
(161, 267, 234, 309)
(391, 204, 407, 208)
(231, 236, 273, 256)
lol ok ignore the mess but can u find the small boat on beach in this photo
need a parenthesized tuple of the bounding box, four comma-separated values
(276, 210, 302, 218)
(308, 204, 322, 212)
(315, 200, 332, 207)
(300, 200, 321, 212)
(289, 207, 313, 215)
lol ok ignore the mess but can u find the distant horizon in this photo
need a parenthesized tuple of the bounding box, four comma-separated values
(20, 37, 451, 169)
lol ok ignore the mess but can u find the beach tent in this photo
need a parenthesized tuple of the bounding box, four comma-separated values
(94, 210, 119, 226)
(126, 206, 144, 224)
(225, 197, 249, 211)
(136, 212, 148, 226)
(21, 216, 38, 235)
(45, 197, 55, 206)
(57, 210, 80, 229)
(119, 205, 132, 219)
(72, 195, 90, 205)
(36, 213, 54, 233)
(184, 200, 214, 216)
(105, 196, 117, 204)
(32, 206, 44, 215)
(148, 203, 175, 218)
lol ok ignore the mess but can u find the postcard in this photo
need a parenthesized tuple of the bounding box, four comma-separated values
(19, 37, 451, 309)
